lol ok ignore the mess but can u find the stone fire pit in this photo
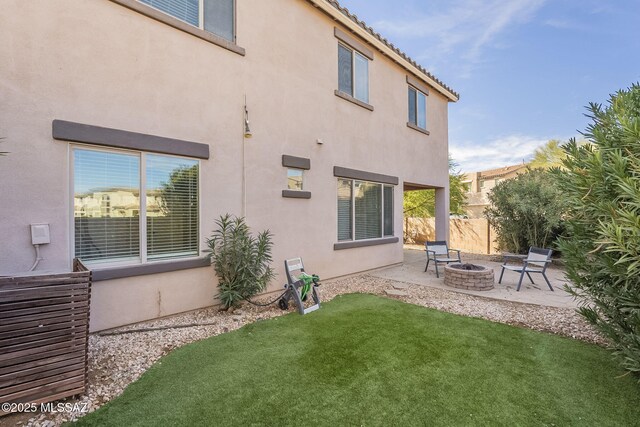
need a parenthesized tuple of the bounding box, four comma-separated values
(444, 263, 494, 291)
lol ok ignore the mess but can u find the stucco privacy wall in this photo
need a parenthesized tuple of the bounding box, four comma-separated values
(405, 218, 500, 255)
(0, 0, 452, 331)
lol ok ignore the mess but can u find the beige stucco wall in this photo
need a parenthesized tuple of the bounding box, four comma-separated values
(0, 0, 452, 331)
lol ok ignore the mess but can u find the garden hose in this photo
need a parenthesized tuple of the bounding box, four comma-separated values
(244, 273, 319, 308)
(243, 289, 289, 307)
(299, 273, 320, 300)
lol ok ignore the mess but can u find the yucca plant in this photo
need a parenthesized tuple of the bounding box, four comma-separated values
(552, 83, 640, 376)
(206, 214, 274, 309)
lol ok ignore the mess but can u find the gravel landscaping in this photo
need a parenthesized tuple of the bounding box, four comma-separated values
(9, 273, 603, 426)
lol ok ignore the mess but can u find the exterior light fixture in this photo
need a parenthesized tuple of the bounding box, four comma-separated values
(244, 103, 252, 139)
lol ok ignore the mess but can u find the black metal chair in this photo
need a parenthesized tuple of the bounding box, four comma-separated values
(498, 247, 554, 291)
(425, 240, 461, 278)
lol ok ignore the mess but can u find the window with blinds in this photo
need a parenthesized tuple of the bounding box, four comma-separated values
(146, 155, 199, 260)
(337, 179, 394, 241)
(73, 148, 199, 265)
(337, 179, 353, 241)
(204, 0, 234, 41)
(355, 181, 382, 240)
(384, 185, 394, 236)
(140, 0, 199, 26)
(338, 44, 353, 96)
(74, 150, 141, 263)
(139, 0, 235, 42)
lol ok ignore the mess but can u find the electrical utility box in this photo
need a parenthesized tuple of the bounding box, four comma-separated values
(30, 223, 51, 245)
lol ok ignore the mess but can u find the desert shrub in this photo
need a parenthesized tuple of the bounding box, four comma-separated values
(553, 83, 640, 376)
(206, 214, 274, 308)
(484, 169, 565, 253)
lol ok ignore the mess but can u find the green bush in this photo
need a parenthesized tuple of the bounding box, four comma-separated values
(206, 214, 275, 308)
(553, 83, 640, 376)
(484, 169, 565, 253)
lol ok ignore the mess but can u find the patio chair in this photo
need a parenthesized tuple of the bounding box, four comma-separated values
(498, 247, 554, 291)
(424, 240, 461, 278)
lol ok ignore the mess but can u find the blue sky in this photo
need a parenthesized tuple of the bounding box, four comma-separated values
(338, 0, 640, 173)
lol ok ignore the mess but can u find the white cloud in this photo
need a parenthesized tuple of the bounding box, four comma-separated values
(543, 19, 583, 30)
(373, 0, 546, 77)
(450, 134, 569, 173)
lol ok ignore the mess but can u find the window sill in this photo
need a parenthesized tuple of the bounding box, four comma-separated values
(282, 190, 311, 199)
(334, 236, 399, 251)
(406, 122, 430, 135)
(110, 0, 245, 56)
(334, 90, 374, 111)
(91, 257, 210, 281)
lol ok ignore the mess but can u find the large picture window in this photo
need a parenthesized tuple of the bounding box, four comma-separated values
(140, 0, 235, 41)
(73, 147, 199, 265)
(337, 179, 394, 241)
(338, 43, 369, 103)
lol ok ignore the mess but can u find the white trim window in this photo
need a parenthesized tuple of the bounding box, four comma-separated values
(338, 43, 370, 103)
(408, 85, 427, 130)
(337, 179, 394, 241)
(73, 147, 199, 265)
(139, 0, 235, 41)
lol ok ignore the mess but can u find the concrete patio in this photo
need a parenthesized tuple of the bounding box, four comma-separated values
(372, 248, 578, 308)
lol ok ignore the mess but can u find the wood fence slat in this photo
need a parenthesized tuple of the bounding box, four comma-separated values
(0, 290, 89, 304)
(0, 356, 85, 384)
(0, 369, 86, 396)
(0, 300, 89, 319)
(11, 387, 86, 406)
(0, 375, 85, 402)
(1, 307, 89, 326)
(0, 320, 88, 341)
(0, 301, 89, 322)
(0, 328, 80, 348)
(0, 284, 89, 302)
(0, 343, 86, 368)
(0, 350, 86, 376)
(1, 336, 87, 359)
(0, 314, 88, 334)
(0, 273, 90, 285)
(0, 295, 88, 312)
(0, 277, 90, 290)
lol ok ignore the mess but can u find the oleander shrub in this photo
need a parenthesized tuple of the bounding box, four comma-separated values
(553, 83, 640, 376)
(206, 214, 274, 308)
(484, 168, 565, 253)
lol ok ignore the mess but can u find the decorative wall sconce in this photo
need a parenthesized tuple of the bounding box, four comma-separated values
(244, 100, 252, 139)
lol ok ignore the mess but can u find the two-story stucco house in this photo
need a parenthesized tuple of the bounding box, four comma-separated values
(0, 0, 458, 331)
(462, 163, 527, 218)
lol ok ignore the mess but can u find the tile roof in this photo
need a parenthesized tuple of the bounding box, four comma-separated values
(324, 0, 459, 100)
(479, 163, 528, 179)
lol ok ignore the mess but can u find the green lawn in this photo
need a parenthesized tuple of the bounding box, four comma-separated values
(76, 294, 640, 426)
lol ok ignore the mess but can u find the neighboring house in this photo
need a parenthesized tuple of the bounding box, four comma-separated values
(462, 163, 527, 218)
(0, 0, 458, 331)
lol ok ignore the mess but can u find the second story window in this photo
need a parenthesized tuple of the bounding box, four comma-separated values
(408, 86, 427, 130)
(140, 0, 235, 42)
(338, 43, 369, 104)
